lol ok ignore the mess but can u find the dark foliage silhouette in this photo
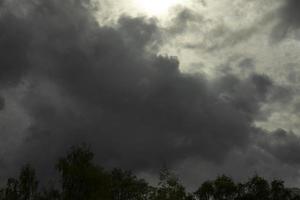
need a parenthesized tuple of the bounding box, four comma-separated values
(0, 145, 299, 200)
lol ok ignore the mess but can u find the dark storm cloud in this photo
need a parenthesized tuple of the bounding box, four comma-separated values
(0, 8, 33, 110)
(0, 13, 31, 87)
(167, 8, 204, 35)
(271, 0, 300, 41)
(168, 5, 276, 52)
(239, 58, 255, 71)
(0, 0, 299, 184)
(257, 128, 300, 165)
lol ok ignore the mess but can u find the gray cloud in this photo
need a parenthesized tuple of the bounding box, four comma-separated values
(0, 0, 299, 188)
(271, 0, 300, 42)
(166, 8, 205, 35)
(257, 128, 300, 165)
(170, 7, 275, 52)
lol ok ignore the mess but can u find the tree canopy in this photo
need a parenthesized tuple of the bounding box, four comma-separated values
(0, 144, 299, 200)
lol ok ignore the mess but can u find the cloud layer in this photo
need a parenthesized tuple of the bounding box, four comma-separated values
(0, 0, 300, 187)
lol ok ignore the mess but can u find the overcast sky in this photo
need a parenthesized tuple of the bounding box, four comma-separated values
(1, 0, 300, 189)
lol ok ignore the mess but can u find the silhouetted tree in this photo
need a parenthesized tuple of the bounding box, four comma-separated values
(56, 144, 110, 200)
(4, 178, 20, 200)
(270, 179, 291, 200)
(19, 164, 38, 200)
(213, 175, 236, 200)
(110, 168, 149, 200)
(244, 175, 270, 200)
(2, 145, 300, 200)
(0, 189, 5, 200)
(195, 181, 214, 200)
(235, 183, 247, 200)
(292, 195, 300, 200)
(150, 167, 191, 200)
(37, 185, 60, 200)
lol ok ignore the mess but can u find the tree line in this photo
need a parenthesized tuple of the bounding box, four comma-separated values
(0, 144, 299, 200)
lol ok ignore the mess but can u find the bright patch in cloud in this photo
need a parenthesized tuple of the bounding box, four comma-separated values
(134, 0, 183, 16)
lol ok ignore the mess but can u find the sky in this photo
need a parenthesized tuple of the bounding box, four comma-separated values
(1, 0, 300, 189)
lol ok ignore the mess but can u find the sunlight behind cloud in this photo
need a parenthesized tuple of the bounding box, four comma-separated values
(133, 0, 184, 16)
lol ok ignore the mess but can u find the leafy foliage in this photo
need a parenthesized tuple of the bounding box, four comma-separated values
(110, 168, 149, 200)
(149, 167, 192, 200)
(0, 145, 299, 200)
